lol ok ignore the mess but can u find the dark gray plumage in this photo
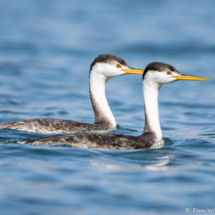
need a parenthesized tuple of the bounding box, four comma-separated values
(20, 131, 156, 150)
(144, 62, 178, 73)
(0, 54, 127, 134)
(0, 118, 111, 134)
(90, 54, 128, 71)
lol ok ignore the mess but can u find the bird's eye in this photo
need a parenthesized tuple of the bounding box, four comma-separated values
(116, 64, 121, 68)
(166, 71, 172, 75)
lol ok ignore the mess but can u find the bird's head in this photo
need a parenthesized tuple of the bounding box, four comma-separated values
(143, 62, 209, 87)
(90, 54, 143, 80)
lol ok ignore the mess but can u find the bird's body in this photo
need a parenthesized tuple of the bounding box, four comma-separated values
(21, 62, 209, 149)
(21, 131, 158, 150)
(0, 118, 111, 134)
(0, 54, 143, 134)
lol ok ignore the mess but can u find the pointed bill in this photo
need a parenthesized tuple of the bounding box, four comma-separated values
(173, 75, 210, 81)
(122, 69, 144, 75)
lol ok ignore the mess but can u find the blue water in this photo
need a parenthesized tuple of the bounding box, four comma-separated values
(0, 0, 215, 214)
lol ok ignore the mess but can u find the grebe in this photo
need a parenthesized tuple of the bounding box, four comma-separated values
(0, 54, 143, 134)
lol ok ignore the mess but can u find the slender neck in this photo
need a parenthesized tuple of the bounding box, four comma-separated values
(89, 71, 116, 128)
(142, 80, 162, 140)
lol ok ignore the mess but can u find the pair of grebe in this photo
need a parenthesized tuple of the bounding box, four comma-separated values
(0, 55, 209, 149)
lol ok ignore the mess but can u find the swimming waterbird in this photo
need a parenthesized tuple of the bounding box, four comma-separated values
(0, 54, 143, 134)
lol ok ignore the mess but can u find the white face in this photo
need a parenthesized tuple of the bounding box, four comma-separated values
(145, 70, 181, 85)
(91, 62, 131, 79)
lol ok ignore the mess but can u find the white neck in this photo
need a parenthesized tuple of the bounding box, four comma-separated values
(143, 79, 162, 140)
(89, 71, 116, 128)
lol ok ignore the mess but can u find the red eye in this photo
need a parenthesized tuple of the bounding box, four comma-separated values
(116, 64, 121, 68)
(166, 71, 172, 75)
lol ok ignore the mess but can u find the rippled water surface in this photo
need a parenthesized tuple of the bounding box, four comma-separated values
(0, 0, 215, 214)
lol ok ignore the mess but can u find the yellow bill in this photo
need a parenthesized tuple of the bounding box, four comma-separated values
(122, 69, 144, 75)
(173, 75, 210, 81)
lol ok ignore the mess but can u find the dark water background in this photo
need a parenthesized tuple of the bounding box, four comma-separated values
(0, 0, 215, 214)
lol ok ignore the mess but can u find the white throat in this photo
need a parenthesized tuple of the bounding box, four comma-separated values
(143, 79, 162, 140)
(89, 71, 116, 128)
